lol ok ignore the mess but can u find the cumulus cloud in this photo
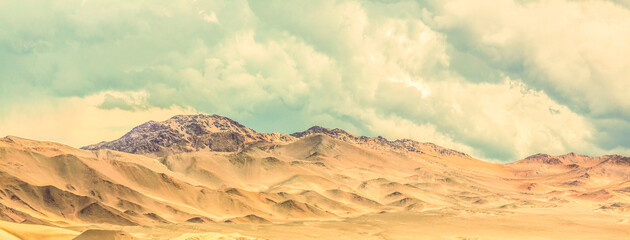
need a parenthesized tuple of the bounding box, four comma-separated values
(445, 0, 630, 114)
(1, 0, 629, 161)
(422, 0, 630, 150)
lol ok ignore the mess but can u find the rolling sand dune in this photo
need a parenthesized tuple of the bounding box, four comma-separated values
(170, 232, 263, 240)
(1, 114, 629, 239)
(73, 230, 138, 240)
(224, 214, 271, 224)
(0, 220, 79, 240)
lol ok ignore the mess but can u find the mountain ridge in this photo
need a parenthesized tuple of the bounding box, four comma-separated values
(81, 114, 470, 159)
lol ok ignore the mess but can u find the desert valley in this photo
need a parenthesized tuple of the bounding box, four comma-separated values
(0, 114, 628, 239)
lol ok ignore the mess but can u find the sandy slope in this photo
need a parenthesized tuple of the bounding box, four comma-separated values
(0, 220, 79, 240)
(170, 232, 263, 240)
(1, 115, 629, 239)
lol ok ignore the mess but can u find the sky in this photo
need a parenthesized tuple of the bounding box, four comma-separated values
(1, 0, 629, 162)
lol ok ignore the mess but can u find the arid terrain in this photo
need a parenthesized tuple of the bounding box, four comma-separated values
(0, 114, 629, 239)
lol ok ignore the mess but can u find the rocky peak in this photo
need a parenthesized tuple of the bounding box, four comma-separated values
(601, 155, 630, 166)
(516, 153, 564, 165)
(524, 153, 552, 159)
(513, 152, 615, 166)
(166, 114, 253, 136)
(291, 126, 469, 158)
(291, 126, 358, 142)
(563, 152, 580, 157)
(82, 114, 294, 157)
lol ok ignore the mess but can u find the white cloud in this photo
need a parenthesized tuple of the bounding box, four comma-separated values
(1, 0, 629, 161)
(428, 0, 630, 119)
(423, 78, 597, 159)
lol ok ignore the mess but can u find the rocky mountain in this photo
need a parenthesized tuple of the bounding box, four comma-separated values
(291, 126, 469, 157)
(82, 114, 468, 158)
(82, 114, 295, 157)
(508, 152, 630, 179)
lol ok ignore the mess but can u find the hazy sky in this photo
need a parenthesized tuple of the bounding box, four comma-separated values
(1, 0, 629, 162)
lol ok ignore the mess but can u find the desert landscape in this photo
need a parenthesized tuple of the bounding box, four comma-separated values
(0, 114, 628, 239)
(3, 0, 630, 239)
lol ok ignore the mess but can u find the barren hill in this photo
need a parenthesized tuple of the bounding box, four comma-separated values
(81, 114, 295, 157)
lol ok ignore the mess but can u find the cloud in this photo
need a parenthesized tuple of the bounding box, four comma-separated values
(98, 91, 150, 111)
(0, 92, 196, 147)
(425, 3, 630, 110)
(419, 0, 630, 153)
(1, 0, 629, 161)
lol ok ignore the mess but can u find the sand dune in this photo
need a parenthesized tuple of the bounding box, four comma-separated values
(170, 232, 263, 240)
(224, 214, 271, 224)
(73, 230, 138, 240)
(1, 114, 629, 239)
(0, 220, 78, 240)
